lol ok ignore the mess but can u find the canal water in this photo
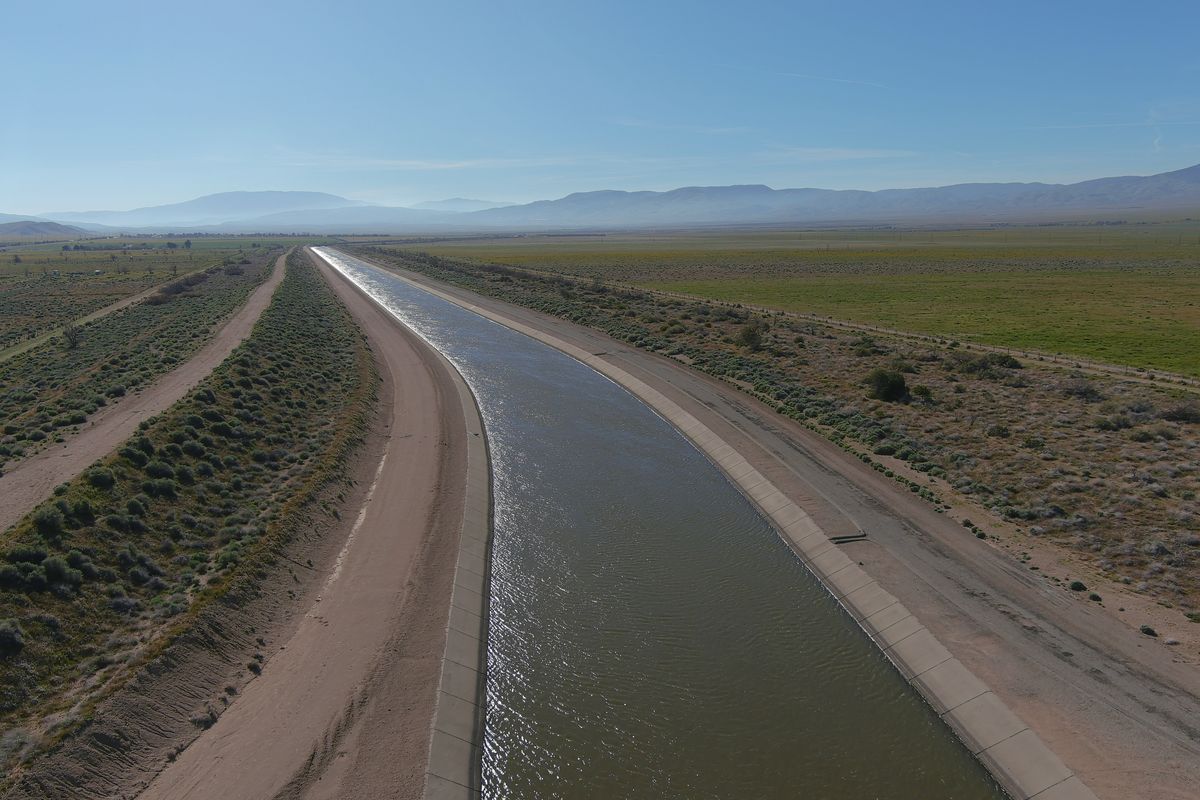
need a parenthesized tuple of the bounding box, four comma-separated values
(314, 248, 1004, 799)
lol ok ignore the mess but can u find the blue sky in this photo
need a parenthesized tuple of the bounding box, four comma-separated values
(4, 0, 1199, 211)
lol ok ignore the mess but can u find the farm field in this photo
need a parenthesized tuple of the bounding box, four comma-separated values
(0, 251, 372, 776)
(646, 269, 1200, 376)
(0, 250, 276, 473)
(407, 223, 1200, 375)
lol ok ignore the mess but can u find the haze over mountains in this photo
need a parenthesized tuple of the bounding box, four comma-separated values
(43, 191, 361, 228)
(410, 198, 515, 212)
(6, 164, 1200, 235)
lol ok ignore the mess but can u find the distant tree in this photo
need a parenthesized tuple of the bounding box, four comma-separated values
(183, 239, 192, 249)
(11, 255, 20, 264)
(62, 245, 71, 251)
(166, 241, 177, 250)
(865, 368, 908, 402)
(736, 320, 766, 351)
(62, 324, 82, 350)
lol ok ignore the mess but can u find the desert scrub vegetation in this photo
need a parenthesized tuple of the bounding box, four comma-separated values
(0, 272, 162, 351)
(0, 251, 277, 473)
(0, 251, 373, 768)
(356, 246, 1200, 618)
(0, 243, 262, 351)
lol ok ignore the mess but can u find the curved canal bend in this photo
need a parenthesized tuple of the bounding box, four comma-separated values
(315, 249, 1004, 799)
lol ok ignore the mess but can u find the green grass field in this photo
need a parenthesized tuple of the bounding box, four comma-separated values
(646, 269, 1200, 375)
(405, 223, 1200, 375)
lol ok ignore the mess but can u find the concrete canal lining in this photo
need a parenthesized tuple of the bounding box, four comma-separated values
(313, 247, 1098, 800)
(368, 268, 1097, 800)
(420, 343, 490, 800)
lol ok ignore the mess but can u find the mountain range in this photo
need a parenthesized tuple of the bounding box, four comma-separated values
(4, 164, 1199, 235)
(0, 220, 88, 238)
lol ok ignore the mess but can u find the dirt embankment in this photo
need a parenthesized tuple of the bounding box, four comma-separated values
(3, 253, 468, 800)
(128, 251, 468, 799)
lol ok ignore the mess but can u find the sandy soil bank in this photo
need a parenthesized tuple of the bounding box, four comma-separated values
(130, 251, 468, 800)
(0, 252, 287, 534)
(374, 257, 1200, 800)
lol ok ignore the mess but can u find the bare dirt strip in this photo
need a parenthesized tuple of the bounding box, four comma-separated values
(0, 252, 287, 534)
(133, 250, 468, 800)
(372, 255, 1200, 800)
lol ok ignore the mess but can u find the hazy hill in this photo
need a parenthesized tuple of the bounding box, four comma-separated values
(213, 204, 454, 233)
(0, 212, 50, 224)
(469, 163, 1200, 228)
(410, 198, 515, 212)
(0, 220, 87, 238)
(42, 191, 361, 228)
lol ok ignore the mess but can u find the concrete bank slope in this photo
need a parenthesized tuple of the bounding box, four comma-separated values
(416, 308, 491, 800)
(0, 250, 288, 534)
(309, 249, 491, 800)
(365, 261, 1098, 800)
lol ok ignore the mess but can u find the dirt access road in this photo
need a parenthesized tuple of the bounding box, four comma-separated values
(134, 251, 468, 800)
(0, 252, 286, 534)
(368, 254, 1200, 800)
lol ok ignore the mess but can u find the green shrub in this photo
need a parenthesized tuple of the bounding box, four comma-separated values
(71, 499, 95, 523)
(6, 545, 46, 564)
(33, 506, 64, 536)
(144, 460, 174, 479)
(0, 619, 24, 656)
(1160, 403, 1200, 423)
(120, 447, 148, 467)
(87, 468, 116, 490)
(864, 369, 908, 402)
(42, 557, 83, 587)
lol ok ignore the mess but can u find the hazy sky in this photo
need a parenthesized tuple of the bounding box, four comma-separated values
(4, 0, 1199, 211)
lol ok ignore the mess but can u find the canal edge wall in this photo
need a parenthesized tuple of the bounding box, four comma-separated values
(364, 255, 1098, 800)
(311, 249, 491, 800)
(421, 339, 491, 800)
